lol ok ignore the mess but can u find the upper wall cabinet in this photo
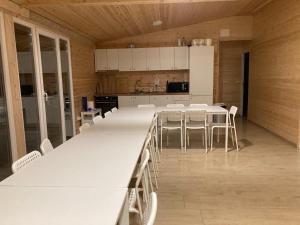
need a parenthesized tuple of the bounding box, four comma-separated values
(159, 47, 174, 70)
(146, 48, 160, 71)
(174, 47, 189, 70)
(107, 49, 118, 70)
(132, 48, 147, 71)
(118, 49, 133, 71)
(95, 49, 107, 71)
(95, 47, 190, 72)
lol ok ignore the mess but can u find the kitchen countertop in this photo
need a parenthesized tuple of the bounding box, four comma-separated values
(99, 92, 190, 96)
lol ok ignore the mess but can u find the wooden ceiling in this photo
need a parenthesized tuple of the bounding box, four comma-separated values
(12, 0, 272, 42)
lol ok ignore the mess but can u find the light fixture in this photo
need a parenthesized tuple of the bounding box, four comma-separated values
(153, 20, 162, 27)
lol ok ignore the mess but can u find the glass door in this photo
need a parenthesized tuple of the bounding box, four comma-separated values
(36, 31, 65, 147)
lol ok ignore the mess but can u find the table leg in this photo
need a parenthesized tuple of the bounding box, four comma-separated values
(225, 112, 228, 152)
(118, 192, 129, 225)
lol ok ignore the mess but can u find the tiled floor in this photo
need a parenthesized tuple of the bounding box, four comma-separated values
(154, 119, 300, 225)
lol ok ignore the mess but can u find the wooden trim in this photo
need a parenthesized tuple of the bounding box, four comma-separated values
(20, 0, 238, 7)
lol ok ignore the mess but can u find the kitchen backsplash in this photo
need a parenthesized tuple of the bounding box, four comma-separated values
(97, 70, 189, 94)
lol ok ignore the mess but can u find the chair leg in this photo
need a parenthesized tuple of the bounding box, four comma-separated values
(205, 127, 208, 153)
(185, 128, 187, 152)
(202, 131, 205, 147)
(230, 127, 235, 147)
(166, 130, 169, 147)
(180, 128, 183, 150)
(234, 126, 239, 151)
(160, 127, 163, 150)
(187, 130, 190, 146)
(146, 165, 154, 193)
(217, 128, 220, 143)
(211, 127, 214, 151)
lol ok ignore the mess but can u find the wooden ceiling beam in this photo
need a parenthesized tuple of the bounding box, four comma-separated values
(19, 0, 239, 7)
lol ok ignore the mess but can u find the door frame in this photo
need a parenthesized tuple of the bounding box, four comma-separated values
(13, 17, 76, 147)
(0, 12, 18, 161)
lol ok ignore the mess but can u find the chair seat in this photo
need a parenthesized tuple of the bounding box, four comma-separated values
(162, 121, 182, 129)
(186, 121, 206, 129)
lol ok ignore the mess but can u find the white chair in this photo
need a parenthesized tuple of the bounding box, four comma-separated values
(143, 192, 158, 225)
(185, 109, 208, 153)
(166, 104, 184, 108)
(160, 110, 183, 150)
(92, 115, 103, 124)
(138, 104, 156, 108)
(79, 123, 90, 133)
(11, 151, 42, 173)
(210, 106, 239, 151)
(104, 111, 112, 118)
(40, 138, 54, 155)
(111, 107, 118, 112)
(190, 104, 208, 107)
(145, 131, 159, 189)
(129, 149, 152, 222)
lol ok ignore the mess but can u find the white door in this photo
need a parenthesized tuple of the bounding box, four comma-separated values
(118, 49, 132, 71)
(95, 49, 107, 71)
(132, 48, 147, 71)
(160, 47, 174, 70)
(146, 48, 160, 71)
(107, 49, 118, 70)
(174, 47, 189, 70)
(189, 46, 214, 95)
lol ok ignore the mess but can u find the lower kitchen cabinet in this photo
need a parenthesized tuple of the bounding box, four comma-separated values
(118, 96, 133, 107)
(132, 96, 150, 106)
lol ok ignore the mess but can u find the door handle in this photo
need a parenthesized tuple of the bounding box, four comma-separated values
(43, 92, 48, 102)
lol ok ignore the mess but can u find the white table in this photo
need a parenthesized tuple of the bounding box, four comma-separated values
(0, 186, 128, 225)
(155, 106, 229, 152)
(0, 107, 156, 225)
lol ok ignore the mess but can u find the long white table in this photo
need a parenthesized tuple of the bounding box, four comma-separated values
(0, 107, 156, 225)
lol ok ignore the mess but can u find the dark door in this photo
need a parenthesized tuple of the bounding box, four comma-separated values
(243, 52, 250, 117)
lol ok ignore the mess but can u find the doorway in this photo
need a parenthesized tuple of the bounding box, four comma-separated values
(242, 52, 250, 117)
(14, 20, 75, 152)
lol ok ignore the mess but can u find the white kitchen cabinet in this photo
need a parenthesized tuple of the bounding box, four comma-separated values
(189, 46, 214, 98)
(189, 95, 213, 105)
(95, 49, 107, 71)
(118, 96, 133, 107)
(150, 95, 173, 106)
(118, 49, 133, 71)
(107, 49, 118, 70)
(146, 48, 160, 71)
(131, 96, 150, 106)
(132, 48, 147, 71)
(159, 47, 174, 70)
(172, 95, 190, 105)
(174, 47, 189, 70)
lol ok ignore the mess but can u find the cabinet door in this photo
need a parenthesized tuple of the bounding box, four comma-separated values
(118, 96, 133, 107)
(174, 47, 189, 70)
(189, 46, 214, 95)
(159, 47, 174, 70)
(132, 96, 150, 106)
(172, 95, 190, 105)
(150, 95, 172, 106)
(95, 49, 107, 71)
(118, 49, 132, 71)
(146, 48, 160, 71)
(107, 49, 118, 70)
(132, 48, 147, 71)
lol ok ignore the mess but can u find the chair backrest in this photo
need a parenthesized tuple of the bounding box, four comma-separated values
(143, 192, 158, 225)
(111, 107, 118, 112)
(93, 115, 103, 124)
(185, 109, 206, 123)
(160, 110, 182, 123)
(190, 104, 208, 107)
(12, 150, 42, 173)
(79, 123, 90, 133)
(138, 104, 156, 108)
(229, 106, 238, 117)
(104, 111, 112, 118)
(40, 138, 54, 155)
(166, 104, 184, 108)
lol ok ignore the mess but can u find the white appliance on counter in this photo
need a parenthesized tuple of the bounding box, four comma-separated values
(189, 46, 214, 105)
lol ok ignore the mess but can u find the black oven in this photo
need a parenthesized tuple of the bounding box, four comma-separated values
(94, 96, 118, 117)
(166, 82, 189, 93)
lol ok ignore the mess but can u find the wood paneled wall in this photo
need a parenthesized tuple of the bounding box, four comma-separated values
(220, 41, 249, 114)
(249, 0, 300, 145)
(97, 16, 253, 103)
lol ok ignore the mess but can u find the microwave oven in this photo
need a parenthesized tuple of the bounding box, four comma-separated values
(166, 82, 189, 93)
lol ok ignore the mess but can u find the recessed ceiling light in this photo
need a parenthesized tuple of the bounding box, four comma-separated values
(153, 20, 162, 27)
